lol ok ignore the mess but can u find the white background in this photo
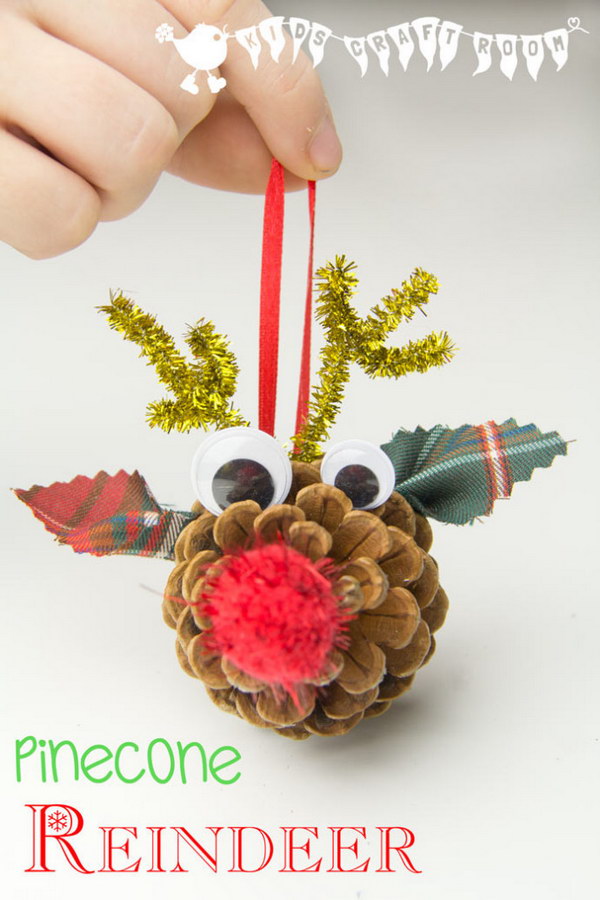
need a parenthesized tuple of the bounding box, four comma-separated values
(1, 0, 599, 897)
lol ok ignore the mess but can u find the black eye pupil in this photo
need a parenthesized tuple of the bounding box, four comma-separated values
(213, 459, 275, 511)
(334, 464, 379, 509)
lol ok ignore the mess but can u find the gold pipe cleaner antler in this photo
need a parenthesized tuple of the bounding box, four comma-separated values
(100, 259, 454, 446)
(99, 292, 248, 432)
(291, 257, 456, 461)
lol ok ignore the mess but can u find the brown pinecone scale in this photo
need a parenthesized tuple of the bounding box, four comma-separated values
(162, 461, 449, 739)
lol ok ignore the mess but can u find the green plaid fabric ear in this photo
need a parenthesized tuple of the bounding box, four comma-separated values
(381, 419, 567, 525)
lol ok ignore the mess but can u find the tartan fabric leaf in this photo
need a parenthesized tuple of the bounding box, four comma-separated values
(14, 470, 195, 560)
(381, 419, 567, 525)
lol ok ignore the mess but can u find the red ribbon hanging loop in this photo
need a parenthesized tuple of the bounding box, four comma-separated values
(258, 160, 316, 437)
(258, 159, 285, 436)
(295, 179, 316, 435)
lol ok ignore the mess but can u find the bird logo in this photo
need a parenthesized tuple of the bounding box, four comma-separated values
(155, 22, 229, 94)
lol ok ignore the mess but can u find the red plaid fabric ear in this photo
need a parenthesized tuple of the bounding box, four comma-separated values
(15, 470, 195, 559)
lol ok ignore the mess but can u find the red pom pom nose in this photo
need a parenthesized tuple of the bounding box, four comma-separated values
(200, 543, 350, 693)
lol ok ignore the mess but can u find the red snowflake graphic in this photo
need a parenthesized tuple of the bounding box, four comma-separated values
(47, 809, 69, 832)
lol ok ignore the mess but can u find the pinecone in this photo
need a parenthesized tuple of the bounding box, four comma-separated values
(162, 461, 449, 739)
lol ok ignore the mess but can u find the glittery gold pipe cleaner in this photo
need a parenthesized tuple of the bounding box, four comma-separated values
(99, 293, 248, 433)
(291, 257, 456, 461)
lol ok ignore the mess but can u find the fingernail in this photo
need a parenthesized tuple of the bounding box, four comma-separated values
(308, 115, 342, 174)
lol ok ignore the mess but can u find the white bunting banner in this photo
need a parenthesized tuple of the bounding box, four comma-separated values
(157, 15, 589, 95)
(472, 32, 494, 76)
(496, 34, 519, 81)
(367, 30, 391, 75)
(439, 21, 463, 71)
(307, 22, 332, 67)
(235, 26, 262, 69)
(259, 16, 286, 64)
(288, 17, 310, 63)
(544, 28, 570, 71)
(412, 16, 440, 71)
(386, 23, 415, 72)
(521, 34, 545, 81)
(344, 36, 369, 77)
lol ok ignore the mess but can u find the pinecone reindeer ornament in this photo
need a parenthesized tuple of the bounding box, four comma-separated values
(16, 165, 567, 740)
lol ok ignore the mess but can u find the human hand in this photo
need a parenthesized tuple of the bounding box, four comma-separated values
(0, 0, 342, 258)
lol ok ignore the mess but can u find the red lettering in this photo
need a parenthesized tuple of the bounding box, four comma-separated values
(229, 826, 273, 872)
(147, 826, 166, 873)
(376, 826, 421, 873)
(171, 826, 222, 873)
(279, 826, 322, 872)
(328, 827, 370, 873)
(98, 827, 140, 872)
(25, 804, 93, 874)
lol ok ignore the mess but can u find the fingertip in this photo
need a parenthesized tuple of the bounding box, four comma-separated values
(282, 171, 314, 193)
(22, 184, 100, 259)
(307, 114, 343, 178)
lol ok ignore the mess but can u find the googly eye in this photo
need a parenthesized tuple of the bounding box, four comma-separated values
(191, 427, 293, 516)
(321, 439, 396, 510)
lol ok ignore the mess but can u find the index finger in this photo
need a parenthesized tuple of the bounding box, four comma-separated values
(164, 0, 343, 180)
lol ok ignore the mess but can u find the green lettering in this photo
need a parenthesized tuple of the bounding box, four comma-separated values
(80, 744, 113, 783)
(209, 746, 241, 785)
(147, 738, 175, 784)
(49, 740, 80, 783)
(15, 736, 36, 782)
(177, 741, 208, 785)
(114, 742, 145, 784)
